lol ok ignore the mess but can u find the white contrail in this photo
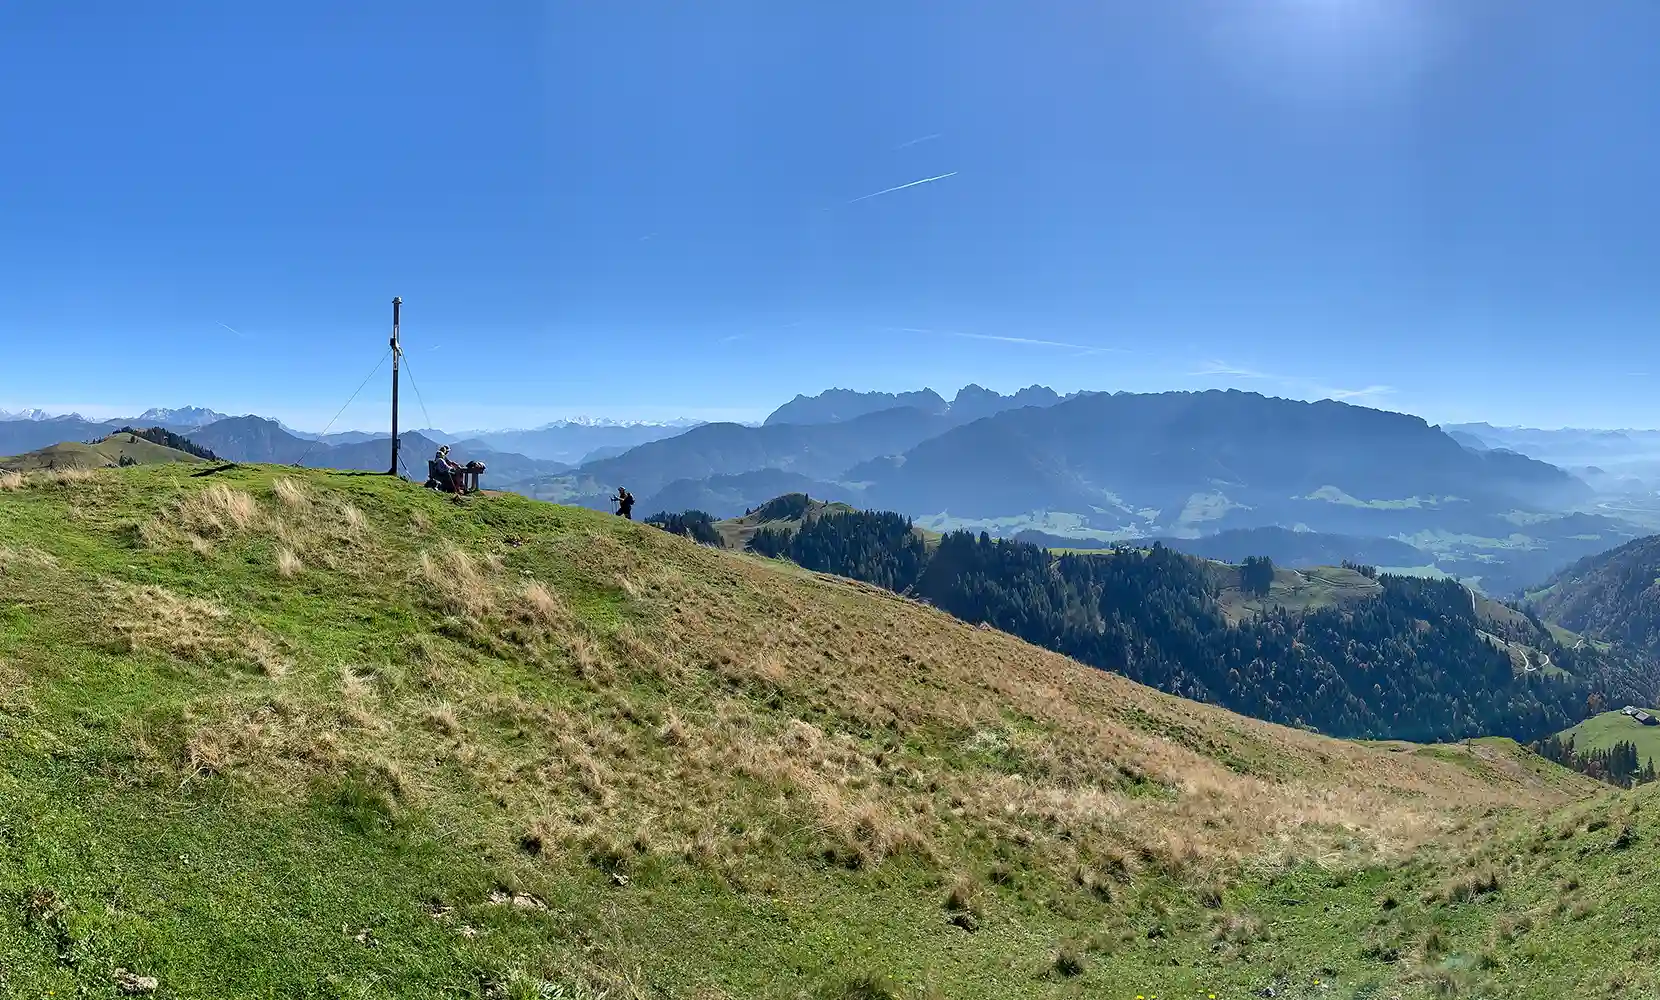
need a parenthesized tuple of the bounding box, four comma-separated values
(889, 326, 1127, 354)
(847, 171, 958, 204)
(217, 321, 250, 340)
(895, 133, 942, 149)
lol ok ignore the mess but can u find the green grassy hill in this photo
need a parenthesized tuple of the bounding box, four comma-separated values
(712, 492, 858, 548)
(1560, 709, 1660, 768)
(0, 463, 1656, 997)
(0, 431, 206, 473)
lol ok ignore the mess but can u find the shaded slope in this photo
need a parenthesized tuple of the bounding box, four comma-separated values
(573, 405, 955, 498)
(855, 389, 1591, 521)
(0, 463, 1616, 996)
(1530, 533, 1660, 657)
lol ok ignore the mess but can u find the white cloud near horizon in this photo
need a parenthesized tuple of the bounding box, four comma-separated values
(1188, 359, 1395, 404)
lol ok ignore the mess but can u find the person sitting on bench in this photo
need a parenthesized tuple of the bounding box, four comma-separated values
(430, 445, 464, 493)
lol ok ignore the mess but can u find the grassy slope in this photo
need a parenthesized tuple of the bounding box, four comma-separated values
(0, 464, 1650, 998)
(712, 497, 856, 549)
(1214, 564, 1382, 624)
(1561, 709, 1660, 768)
(0, 433, 205, 472)
(710, 497, 940, 551)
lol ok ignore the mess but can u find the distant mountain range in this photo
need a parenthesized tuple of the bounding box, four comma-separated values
(4, 390, 1648, 595)
(132, 406, 236, 427)
(1448, 422, 1660, 496)
(524, 387, 1625, 594)
(429, 419, 704, 464)
(762, 383, 1079, 426)
(183, 416, 570, 482)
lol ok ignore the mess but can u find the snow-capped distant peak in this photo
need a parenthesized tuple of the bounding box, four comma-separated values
(529, 416, 703, 430)
(0, 408, 63, 421)
(132, 406, 233, 427)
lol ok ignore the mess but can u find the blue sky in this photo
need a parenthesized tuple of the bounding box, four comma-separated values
(3, 1, 1659, 431)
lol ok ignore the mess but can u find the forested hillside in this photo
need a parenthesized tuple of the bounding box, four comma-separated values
(727, 505, 1654, 743)
(111, 425, 219, 460)
(1531, 534, 1660, 658)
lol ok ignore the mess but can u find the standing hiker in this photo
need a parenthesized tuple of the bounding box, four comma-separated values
(613, 486, 635, 520)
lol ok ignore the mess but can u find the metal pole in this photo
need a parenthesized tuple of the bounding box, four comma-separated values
(389, 296, 402, 476)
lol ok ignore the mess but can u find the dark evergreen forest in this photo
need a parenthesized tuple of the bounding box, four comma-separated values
(1532, 733, 1657, 788)
(643, 509, 723, 546)
(108, 426, 220, 460)
(729, 508, 1655, 743)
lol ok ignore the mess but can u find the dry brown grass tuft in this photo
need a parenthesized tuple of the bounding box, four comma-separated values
(135, 519, 178, 551)
(337, 670, 385, 730)
(29, 467, 101, 487)
(109, 584, 234, 662)
(419, 544, 493, 619)
(246, 635, 292, 678)
(105, 581, 293, 679)
(1209, 911, 1266, 945)
(0, 470, 23, 491)
(1430, 866, 1502, 905)
(656, 709, 689, 746)
(944, 874, 981, 915)
(425, 703, 461, 736)
(0, 545, 59, 572)
(516, 579, 568, 633)
(271, 477, 311, 511)
(336, 501, 367, 534)
(276, 547, 304, 578)
(176, 483, 260, 539)
(566, 633, 613, 683)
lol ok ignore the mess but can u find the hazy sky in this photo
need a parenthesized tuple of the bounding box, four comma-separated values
(3, 1, 1659, 431)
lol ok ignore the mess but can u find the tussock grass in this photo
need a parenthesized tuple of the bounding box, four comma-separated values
(271, 476, 311, 511)
(419, 543, 493, 619)
(276, 547, 303, 578)
(177, 483, 259, 538)
(108, 583, 234, 662)
(0, 470, 23, 491)
(30, 466, 102, 486)
(0, 545, 58, 571)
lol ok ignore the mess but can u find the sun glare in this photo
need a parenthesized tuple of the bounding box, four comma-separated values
(1209, 0, 1448, 106)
